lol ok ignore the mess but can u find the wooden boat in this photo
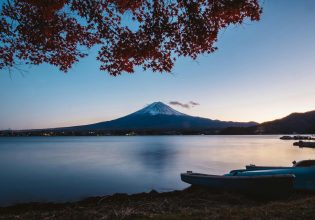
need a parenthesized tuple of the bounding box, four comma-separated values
(181, 172, 295, 193)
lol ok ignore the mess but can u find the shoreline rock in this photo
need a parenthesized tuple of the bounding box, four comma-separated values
(280, 135, 315, 140)
(293, 141, 315, 148)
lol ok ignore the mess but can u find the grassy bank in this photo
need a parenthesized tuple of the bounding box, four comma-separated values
(1, 186, 315, 220)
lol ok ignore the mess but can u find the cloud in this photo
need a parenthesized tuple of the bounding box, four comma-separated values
(169, 101, 200, 109)
(189, 101, 200, 106)
(169, 101, 190, 109)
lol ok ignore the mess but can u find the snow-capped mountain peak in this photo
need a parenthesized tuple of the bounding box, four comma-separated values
(132, 102, 185, 116)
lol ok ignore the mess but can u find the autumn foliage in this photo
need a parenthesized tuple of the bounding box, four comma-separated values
(0, 0, 261, 75)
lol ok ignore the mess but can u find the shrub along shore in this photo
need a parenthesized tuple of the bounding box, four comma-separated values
(1, 186, 315, 220)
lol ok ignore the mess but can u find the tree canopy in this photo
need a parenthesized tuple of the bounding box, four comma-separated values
(0, 0, 262, 75)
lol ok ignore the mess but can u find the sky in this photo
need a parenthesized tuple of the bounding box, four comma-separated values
(1, 0, 315, 130)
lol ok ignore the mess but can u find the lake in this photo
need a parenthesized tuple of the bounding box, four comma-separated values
(0, 135, 314, 206)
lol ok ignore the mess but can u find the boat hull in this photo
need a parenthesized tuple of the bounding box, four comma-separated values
(181, 173, 295, 193)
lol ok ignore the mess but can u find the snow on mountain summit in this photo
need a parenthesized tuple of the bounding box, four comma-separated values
(132, 102, 185, 116)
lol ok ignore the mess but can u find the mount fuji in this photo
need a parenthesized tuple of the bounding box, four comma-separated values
(133, 102, 186, 116)
(55, 102, 257, 133)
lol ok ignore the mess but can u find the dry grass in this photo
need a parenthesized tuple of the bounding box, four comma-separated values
(1, 186, 315, 220)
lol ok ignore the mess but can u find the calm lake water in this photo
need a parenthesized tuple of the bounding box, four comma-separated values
(1, 135, 315, 206)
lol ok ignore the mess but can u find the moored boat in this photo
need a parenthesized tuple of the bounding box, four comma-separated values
(244, 163, 296, 171)
(181, 160, 315, 192)
(245, 160, 315, 171)
(181, 172, 295, 193)
(236, 160, 315, 191)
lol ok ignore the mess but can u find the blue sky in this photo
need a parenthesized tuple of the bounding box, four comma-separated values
(1, 0, 315, 130)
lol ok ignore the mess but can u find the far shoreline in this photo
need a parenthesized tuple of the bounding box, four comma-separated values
(0, 133, 307, 137)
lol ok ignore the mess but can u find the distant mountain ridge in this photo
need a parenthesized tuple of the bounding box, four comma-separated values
(255, 110, 315, 134)
(221, 110, 315, 135)
(56, 102, 257, 132)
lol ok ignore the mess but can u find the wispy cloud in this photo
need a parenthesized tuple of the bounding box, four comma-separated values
(189, 101, 200, 106)
(169, 101, 200, 109)
(169, 101, 190, 109)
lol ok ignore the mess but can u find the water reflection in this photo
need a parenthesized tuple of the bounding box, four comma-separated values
(0, 135, 315, 206)
(133, 141, 177, 172)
